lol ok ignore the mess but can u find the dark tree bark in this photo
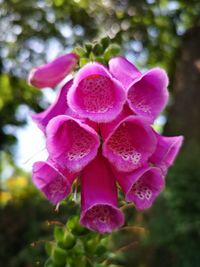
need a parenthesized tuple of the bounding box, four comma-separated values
(164, 25, 200, 143)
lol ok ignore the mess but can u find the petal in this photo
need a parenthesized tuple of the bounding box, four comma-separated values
(100, 103, 133, 140)
(127, 68, 169, 121)
(67, 62, 126, 123)
(109, 56, 141, 88)
(103, 116, 157, 172)
(28, 53, 79, 89)
(31, 79, 73, 133)
(46, 115, 100, 172)
(32, 159, 77, 205)
(114, 166, 165, 210)
(150, 133, 184, 174)
(80, 153, 124, 233)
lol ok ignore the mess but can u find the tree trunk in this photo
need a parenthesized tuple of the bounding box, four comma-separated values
(164, 25, 200, 143)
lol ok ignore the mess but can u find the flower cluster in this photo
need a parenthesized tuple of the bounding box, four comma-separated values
(28, 52, 183, 233)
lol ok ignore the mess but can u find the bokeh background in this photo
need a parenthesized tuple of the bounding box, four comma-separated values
(1, 0, 200, 266)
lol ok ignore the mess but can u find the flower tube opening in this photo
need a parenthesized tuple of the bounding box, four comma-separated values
(127, 68, 169, 121)
(103, 116, 157, 172)
(80, 153, 124, 233)
(32, 160, 76, 205)
(126, 167, 165, 210)
(67, 62, 126, 123)
(46, 115, 100, 172)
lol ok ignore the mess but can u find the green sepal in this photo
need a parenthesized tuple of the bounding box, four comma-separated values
(74, 46, 87, 57)
(79, 58, 90, 67)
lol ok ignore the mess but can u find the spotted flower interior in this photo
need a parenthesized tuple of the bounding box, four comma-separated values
(28, 53, 183, 233)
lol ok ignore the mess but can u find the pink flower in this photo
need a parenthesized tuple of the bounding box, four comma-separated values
(28, 53, 79, 89)
(109, 56, 141, 88)
(46, 115, 100, 172)
(32, 158, 77, 205)
(102, 116, 157, 172)
(109, 56, 169, 122)
(80, 152, 124, 233)
(150, 133, 184, 175)
(114, 165, 165, 210)
(28, 54, 183, 233)
(67, 62, 126, 123)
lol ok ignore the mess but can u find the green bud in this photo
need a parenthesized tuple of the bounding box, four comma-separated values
(51, 246, 67, 265)
(79, 58, 90, 67)
(62, 230, 76, 249)
(85, 43, 93, 53)
(101, 36, 110, 49)
(45, 258, 64, 267)
(93, 43, 103, 55)
(45, 242, 54, 256)
(84, 239, 96, 253)
(94, 264, 105, 267)
(54, 227, 65, 243)
(104, 44, 121, 62)
(95, 56, 105, 64)
(66, 216, 88, 235)
(73, 239, 85, 256)
(95, 244, 107, 256)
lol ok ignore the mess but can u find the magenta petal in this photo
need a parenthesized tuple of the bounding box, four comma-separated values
(28, 53, 79, 89)
(115, 166, 165, 210)
(31, 79, 73, 133)
(100, 104, 133, 140)
(32, 159, 77, 205)
(67, 62, 126, 123)
(46, 115, 100, 172)
(150, 133, 184, 174)
(103, 116, 157, 172)
(109, 56, 141, 88)
(80, 153, 124, 233)
(127, 68, 169, 121)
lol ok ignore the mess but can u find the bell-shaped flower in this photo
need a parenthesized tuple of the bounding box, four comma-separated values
(102, 116, 157, 172)
(67, 62, 126, 123)
(114, 165, 165, 210)
(127, 68, 169, 122)
(80, 152, 124, 233)
(109, 56, 141, 88)
(150, 133, 184, 175)
(31, 79, 74, 133)
(28, 53, 79, 89)
(46, 115, 100, 172)
(32, 159, 77, 205)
